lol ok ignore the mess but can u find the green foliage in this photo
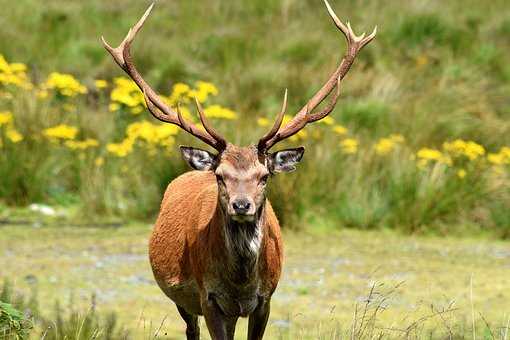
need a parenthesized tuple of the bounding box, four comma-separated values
(390, 13, 468, 51)
(338, 100, 391, 134)
(0, 302, 31, 339)
(0, 281, 129, 340)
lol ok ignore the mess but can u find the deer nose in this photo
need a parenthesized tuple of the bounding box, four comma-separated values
(232, 198, 251, 215)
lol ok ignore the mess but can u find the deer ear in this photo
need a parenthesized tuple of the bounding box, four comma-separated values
(180, 146, 217, 171)
(268, 147, 305, 173)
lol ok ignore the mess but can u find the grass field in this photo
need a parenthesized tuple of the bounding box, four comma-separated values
(1, 0, 509, 236)
(1, 223, 509, 339)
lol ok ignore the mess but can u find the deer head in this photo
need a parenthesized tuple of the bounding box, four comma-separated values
(102, 1, 376, 222)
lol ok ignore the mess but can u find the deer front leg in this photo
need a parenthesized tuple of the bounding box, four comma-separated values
(248, 297, 271, 340)
(201, 293, 232, 340)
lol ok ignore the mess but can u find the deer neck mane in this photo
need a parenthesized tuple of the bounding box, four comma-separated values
(219, 203, 264, 284)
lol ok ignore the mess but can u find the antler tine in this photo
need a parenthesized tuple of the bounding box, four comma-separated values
(143, 92, 220, 147)
(141, 89, 173, 123)
(308, 76, 341, 123)
(175, 103, 190, 131)
(323, 0, 349, 39)
(324, 0, 377, 50)
(101, 3, 155, 70)
(102, 3, 227, 151)
(257, 89, 288, 151)
(194, 98, 227, 149)
(259, 0, 376, 151)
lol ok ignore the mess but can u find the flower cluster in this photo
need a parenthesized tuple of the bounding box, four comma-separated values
(340, 138, 358, 154)
(108, 78, 228, 119)
(42, 72, 88, 97)
(0, 111, 23, 145)
(1, 53, 508, 179)
(416, 147, 452, 167)
(443, 139, 485, 161)
(204, 105, 237, 120)
(374, 134, 405, 155)
(488, 147, 510, 166)
(0, 54, 32, 90)
(107, 120, 180, 157)
(109, 77, 145, 114)
(43, 124, 79, 140)
(166, 81, 219, 105)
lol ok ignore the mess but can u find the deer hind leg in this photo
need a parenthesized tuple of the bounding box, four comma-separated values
(176, 305, 199, 340)
(248, 297, 270, 340)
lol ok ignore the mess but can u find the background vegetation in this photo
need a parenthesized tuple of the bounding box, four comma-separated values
(1, 0, 509, 237)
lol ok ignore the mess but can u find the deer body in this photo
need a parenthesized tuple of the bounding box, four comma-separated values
(149, 170, 283, 318)
(102, 0, 375, 338)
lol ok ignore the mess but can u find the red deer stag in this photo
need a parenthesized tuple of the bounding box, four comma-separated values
(102, 1, 375, 339)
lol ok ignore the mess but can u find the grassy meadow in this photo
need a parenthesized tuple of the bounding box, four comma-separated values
(1, 224, 510, 339)
(1, 0, 510, 338)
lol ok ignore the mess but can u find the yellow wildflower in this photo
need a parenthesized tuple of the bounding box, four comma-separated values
(43, 124, 79, 140)
(196, 81, 218, 96)
(457, 169, 467, 179)
(0, 55, 33, 89)
(375, 138, 394, 155)
(94, 79, 108, 89)
(204, 105, 237, 120)
(190, 81, 219, 103)
(110, 77, 144, 110)
(257, 117, 270, 127)
(5, 128, 23, 143)
(172, 83, 191, 96)
(9, 63, 27, 72)
(125, 120, 179, 147)
(107, 138, 134, 157)
(488, 146, 510, 165)
(488, 153, 505, 165)
(130, 106, 144, 115)
(340, 138, 358, 154)
(0, 111, 13, 126)
(167, 82, 191, 104)
(417, 148, 444, 161)
(417, 147, 451, 166)
(37, 89, 49, 99)
(109, 103, 120, 112)
(318, 116, 335, 126)
(95, 157, 104, 167)
(374, 134, 405, 155)
(443, 139, 485, 161)
(332, 124, 348, 135)
(43, 72, 88, 97)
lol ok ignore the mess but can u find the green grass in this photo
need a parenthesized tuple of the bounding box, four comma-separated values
(1, 223, 509, 339)
(0, 0, 509, 237)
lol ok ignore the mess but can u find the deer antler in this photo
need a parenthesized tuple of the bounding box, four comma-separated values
(258, 0, 376, 152)
(101, 3, 227, 151)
